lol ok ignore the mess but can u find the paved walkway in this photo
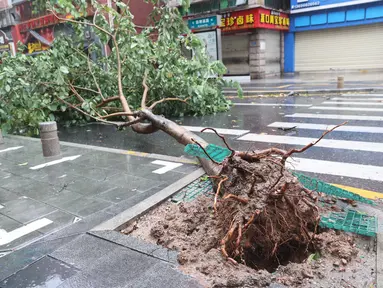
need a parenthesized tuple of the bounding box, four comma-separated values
(0, 136, 201, 287)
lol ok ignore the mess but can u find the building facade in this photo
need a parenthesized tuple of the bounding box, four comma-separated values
(0, 0, 154, 57)
(285, 0, 383, 74)
(174, 0, 290, 79)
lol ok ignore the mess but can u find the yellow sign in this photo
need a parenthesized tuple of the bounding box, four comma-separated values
(260, 13, 290, 27)
(27, 42, 48, 54)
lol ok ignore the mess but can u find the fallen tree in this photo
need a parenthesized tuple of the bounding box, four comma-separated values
(1, 0, 348, 271)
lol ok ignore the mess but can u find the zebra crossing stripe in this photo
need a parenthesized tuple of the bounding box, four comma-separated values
(287, 157, 383, 182)
(331, 97, 383, 101)
(268, 122, 383, 133)
(323, 101, 383, 106)
(182, 126, 250, 136)
(237, 134, 383, 153)
(285, 113, 383, 121)
(233, 103, 312, 107)
(310, 106, 383, 112)
(341, 94, 383, 97)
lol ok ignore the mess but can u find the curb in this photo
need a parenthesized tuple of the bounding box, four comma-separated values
(6, 135, 198, 165)
(224, 87, 382, 97)
(91, 168, 206, 231)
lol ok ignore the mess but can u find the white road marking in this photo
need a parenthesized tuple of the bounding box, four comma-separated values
(151, 160, 183, 174)
(285, 113, 383, 121)
(30, 155, 82, 170)
(73, 217, 82, 223)
(233, 103, 312, 107)
(0, 146, 23, 153)
(268, 122, 383, 134)
(0, 218, 53, 246)
(0, 205, 3, 209)
(341, 94, 383, 97)
(323, 101, 383, 106)
(331, 97, 383, 101)
(287, 158, 383, 182)
(238, 134, 383, 153)
(182, 126, 250, 136)
(310, 106, 383, 112)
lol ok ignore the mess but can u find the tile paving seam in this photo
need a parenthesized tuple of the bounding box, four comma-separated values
(0, 254, 46, 282)
(6, 135, 198, 165)
(87, 232, 175, 265)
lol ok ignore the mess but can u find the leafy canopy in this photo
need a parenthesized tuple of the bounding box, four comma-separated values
(0, 0, 241, 134)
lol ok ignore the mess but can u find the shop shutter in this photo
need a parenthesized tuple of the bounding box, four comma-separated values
(265, 30, 281, 77)
(222, 34, 250, 75)
(295, 23, 383, 72)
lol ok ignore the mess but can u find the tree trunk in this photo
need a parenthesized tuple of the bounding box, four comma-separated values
(140, 109, 221, 176)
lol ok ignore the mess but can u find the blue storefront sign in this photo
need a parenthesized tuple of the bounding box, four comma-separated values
(291, 0, 320, 10)
(188, 16, 218, 30)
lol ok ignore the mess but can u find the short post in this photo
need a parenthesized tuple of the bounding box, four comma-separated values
(337, 76, 344, 89)
(0, 129, 4, 145)
(39, 121, 61, 157)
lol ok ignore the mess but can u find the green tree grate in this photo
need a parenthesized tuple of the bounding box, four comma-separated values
(171, 177, 214, 204)
(184, 144, 231, 163)
(293, 172, 374, 205)
(320, 209, 377, 237)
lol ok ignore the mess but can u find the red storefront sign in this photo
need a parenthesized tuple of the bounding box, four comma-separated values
(221, 7, 289, 32)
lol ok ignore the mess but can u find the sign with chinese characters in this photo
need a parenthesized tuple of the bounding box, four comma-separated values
(0, 30, 10, 53)
(188, 16, 219, 30)
(291, 0, 320, 10)
(27, 42, 49, 54)
(221, 7, 289, 32)
(194, 30, 218, 62)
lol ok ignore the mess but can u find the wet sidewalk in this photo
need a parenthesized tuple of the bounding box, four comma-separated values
(0, 136, 201, 287)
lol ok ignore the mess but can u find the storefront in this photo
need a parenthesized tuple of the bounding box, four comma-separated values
(285, 0, 383, 74)
(220, 7, 289, 78)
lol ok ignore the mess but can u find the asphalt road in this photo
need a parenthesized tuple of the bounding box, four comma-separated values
(59, 93, 383, 194)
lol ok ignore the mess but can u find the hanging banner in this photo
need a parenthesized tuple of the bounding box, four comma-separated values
(220, 7, 290, 32)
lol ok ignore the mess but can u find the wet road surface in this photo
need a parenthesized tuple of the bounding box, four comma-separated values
(59, 93, 383, 194)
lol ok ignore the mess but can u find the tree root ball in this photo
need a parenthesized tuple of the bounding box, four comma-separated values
(216, 156, 320, 271)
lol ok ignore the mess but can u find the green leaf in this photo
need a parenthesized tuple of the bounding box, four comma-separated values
(5, 85, 10, 92)
(60, 66, 69, 74)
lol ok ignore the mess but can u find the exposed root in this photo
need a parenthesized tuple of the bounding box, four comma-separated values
(223, 194, 249, 204)
(214, 176, 228, 213)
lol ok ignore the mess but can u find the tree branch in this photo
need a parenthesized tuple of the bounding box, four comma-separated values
(86, 56, 105, 100)
(149, 97, 190, 110)
(281, 121, 348, 164)
(201, 127, 235, 157)
(117, 117, 145, 128)
(72, 85, 100, 95)
(69, 83, 85, 103)
(100, 112, 139, 119)
(96, 96, 120, 108)
(191, 138, 221, 165)
(141, 72, 149, 109)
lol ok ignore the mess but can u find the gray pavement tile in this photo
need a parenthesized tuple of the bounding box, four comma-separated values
(0, 214, 22, 232)
(94, 187, 139, 203)
(0, 229, 43, 252)
(0, 234, 79, 282)
(139, 166, 187, 182)
(173, 164, 199, 174)
(70, 166, 121, 182)
(0, 176, 36, 192)
(89, 230, 178, 264)
(75, 151, 136, 168)
(56, 272, 111, 288)
(124, 261, 202, 288)
(43, 211, 112, 242)
(65, 176, 118, 196)
(0, 255, 79, 288)
(52, 196, 111, 218)
(49, 234, 120, 270)
(17, 181, 64, 202)
(45, 189, 83, 207)
(0, 197, 57, 224)
(102, 186, 164, 217)
(0, 188, 19, 203)
(38, 210, 77, 235)
(107, 173, 164, 191)
(80, 245, 159, 287)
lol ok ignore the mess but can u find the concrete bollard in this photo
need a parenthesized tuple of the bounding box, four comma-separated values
(0, 129, 3, 145)
(39, 121, 61, 157)
(337, 76, 344, 89)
